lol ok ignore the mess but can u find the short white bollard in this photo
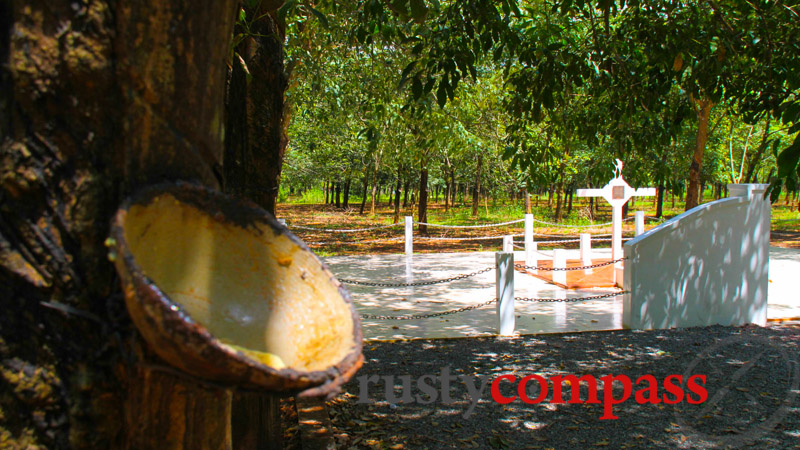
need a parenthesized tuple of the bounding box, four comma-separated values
(503, 235, 514, 253)
(496, 251, 515, 336)
(524, 213, 534, 249)
(579, 233, 592, 274)
(404, 216, 413, 256)
(526, 242, 538, 274)
(635, 210, 645, 236)
(553, 249, 567, 286)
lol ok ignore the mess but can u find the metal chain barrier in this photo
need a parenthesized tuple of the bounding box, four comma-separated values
(415, 219, 524, 228)
(533, 232, 612, 238)
(531, 238, 582, 245)
(516, 257, 627, 271)
(360, 298, 498, 320)
(340, 266, 494, 287)
(289, 223, 401, 233)
(360, 291, 627, 320)
(533, 217, 635, 228)
(415, 233, 525, 241)
(515, 291, 628, 303)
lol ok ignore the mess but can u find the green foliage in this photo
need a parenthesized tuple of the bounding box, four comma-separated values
(278, 0, 799, 214)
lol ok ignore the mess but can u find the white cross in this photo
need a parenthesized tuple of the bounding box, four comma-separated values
(577, 166, 655, 284)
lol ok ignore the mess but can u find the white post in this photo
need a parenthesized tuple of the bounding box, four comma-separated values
(579, 233, 592, 274)
(496, 252, 515, 336)
(553, 249, 567, 286)
(612, 206, 622, 262)
(526, 242, 538, 274)
(525, 214, 536, 266)
(404, 216, 413, 256)
(503, 235, 514, 253)
(635, 210, 645, 236)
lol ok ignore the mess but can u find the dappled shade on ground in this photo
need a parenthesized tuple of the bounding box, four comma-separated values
(316, 324, 800, 449)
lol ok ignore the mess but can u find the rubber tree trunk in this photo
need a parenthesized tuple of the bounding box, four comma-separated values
(418, 165, 429, 234)
(554, 172, 565, 222)
(525, 191, 532, 214)
(450, 169, 457, 207)
(393, 166, 402, 223)
(744, 113, 771, 184)
(656, 183, 665, 218)
(686, 98, 714, 211)
(370, 155, 379, 214)
(403, 180, 410, 208)
(359, 176, 368, 215)
(471, 153, 483, 218)
(343, 178, 351, 208)
(0, 0, 251, 448)
(224, 7, 287, 215)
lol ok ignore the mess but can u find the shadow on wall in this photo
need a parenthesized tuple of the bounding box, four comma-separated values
(623, 184, 770, 330)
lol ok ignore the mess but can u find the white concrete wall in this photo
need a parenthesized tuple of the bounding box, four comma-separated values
(623, 184, 770, 330)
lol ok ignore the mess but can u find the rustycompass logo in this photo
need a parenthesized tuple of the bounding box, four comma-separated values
(675, 334, 800, 448)
(356, 367, 710, 420)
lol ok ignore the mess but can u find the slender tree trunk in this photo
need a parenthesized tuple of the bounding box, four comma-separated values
(525, 190, 532, 214)
(656, 182, 665, 218)
(343, 178, 351, 208)
(359, 176, 369, 215)
(335, 182, 341, 208)
(393, 167, 402, 223)
(370, 159, 379, 214)
(450, 169, 457, 207)
(403, 179, 410, 208)
(566, 185, 574, 216)
(444, 181, 450, 212)
(554, 177, 564, 222)
(686, 98, 714, 211)
(471, 153, 483, 217)
(418, 165, 429, 234)
(744, 113, 771, 184)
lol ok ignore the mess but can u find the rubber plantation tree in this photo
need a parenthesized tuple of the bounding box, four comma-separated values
(0, 0, 274, 448)
(553, 0, 800, 208)
(225, 0, 296, 214)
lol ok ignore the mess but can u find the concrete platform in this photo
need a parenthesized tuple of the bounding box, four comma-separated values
(324, 246, 800, 341)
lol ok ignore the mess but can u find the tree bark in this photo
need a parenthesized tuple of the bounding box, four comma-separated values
(370, 157, 379, 214)
(343, 178, 351, 208)
(743, 113, 771, 184)
(393, 166, 402, 223)
(525, 190, 532, 214)
(686, 98, 714, 211)
(418, 165, 429, 234)
(224, 7, 287, 215)
(359, 176, 369, 215)
(656, 182, 665, 218)
(1, 0, 243, 448)
(450, 169, 457, 207)
(566, 185, 574, 216)
(471, 153, 483, 218)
